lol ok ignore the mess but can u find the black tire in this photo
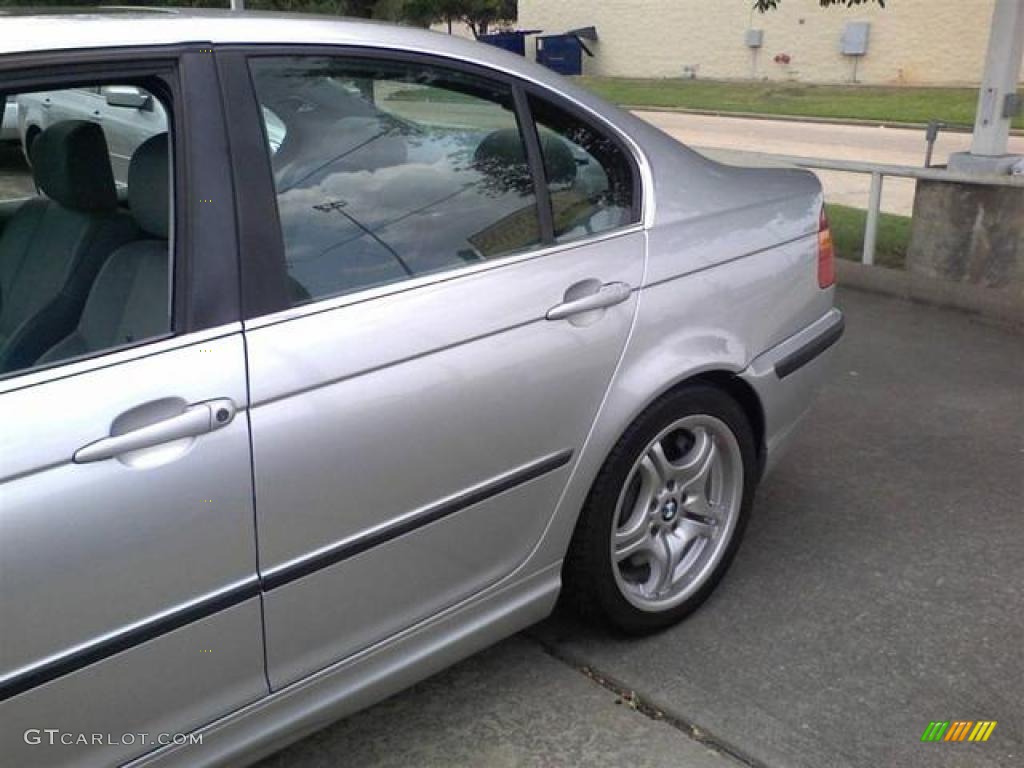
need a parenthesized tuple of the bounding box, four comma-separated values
(562, 383, 758, 635)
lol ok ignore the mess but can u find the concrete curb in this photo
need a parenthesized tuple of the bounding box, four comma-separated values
(623, 105, 1024, 137)
(836, 259, 1024, 332)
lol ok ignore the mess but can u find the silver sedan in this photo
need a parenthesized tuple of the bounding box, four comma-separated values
(0, 10, 842, 768)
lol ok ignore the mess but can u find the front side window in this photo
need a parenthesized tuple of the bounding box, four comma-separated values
(249, 57, 542, 305)
(0, 83, 172, 379)
(529, 94, 637, 243)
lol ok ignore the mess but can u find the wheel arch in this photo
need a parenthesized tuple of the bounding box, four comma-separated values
(615, 361, 766, 481)
(689, 370, 766, 479)
(610, 366, 767, 480)
(517, 356, 769, 579)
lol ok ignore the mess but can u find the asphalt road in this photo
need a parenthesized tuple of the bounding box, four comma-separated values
(257, 287, 1024, 768)
(637, 111, 1024, 216)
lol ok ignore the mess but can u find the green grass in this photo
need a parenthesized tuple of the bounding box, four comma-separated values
(576, 78, 1024, 130)
(826, 203, 912, 270)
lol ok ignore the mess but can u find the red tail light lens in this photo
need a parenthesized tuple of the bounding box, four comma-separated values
(817, 206, 836, 289)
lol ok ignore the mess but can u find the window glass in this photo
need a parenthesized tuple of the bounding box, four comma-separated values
(249, 57, 542, 305)
(528, 95, 636, 243)
(0, 84, 172, 378)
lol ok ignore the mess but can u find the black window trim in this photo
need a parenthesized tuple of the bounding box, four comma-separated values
(518, 81, 644, 230)
(214, 43, 643, 322)
(0, 44, 242, 384)
(513, 85, 555, 244)
(215, 49, 292, 320)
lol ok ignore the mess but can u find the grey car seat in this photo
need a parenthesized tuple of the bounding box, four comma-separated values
(0, 120, 137, 373)
(35, 133, 171, 366)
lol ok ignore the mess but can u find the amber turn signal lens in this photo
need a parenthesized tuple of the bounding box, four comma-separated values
(818, 207, 835, 289)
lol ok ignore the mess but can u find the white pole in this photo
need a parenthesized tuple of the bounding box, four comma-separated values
(863, 171, 883, 266)
(970, 0, 1024, 157)
(231, 0, 245, 10)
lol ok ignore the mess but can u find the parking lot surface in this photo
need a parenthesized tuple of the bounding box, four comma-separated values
(536, 287, 1023, 768)
(255, 636, 742, 768)
(259, 287, 1023, 768)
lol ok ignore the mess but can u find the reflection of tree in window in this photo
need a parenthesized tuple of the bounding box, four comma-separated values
(250, 57, 543, 303)
(529, 95, 635, 244)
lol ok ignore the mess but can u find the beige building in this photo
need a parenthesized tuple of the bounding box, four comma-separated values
(517, 0, 1017, 86)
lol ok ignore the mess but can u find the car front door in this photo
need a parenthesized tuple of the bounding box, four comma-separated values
(0, 51, 266, 768)
(220, 49, 646, 688)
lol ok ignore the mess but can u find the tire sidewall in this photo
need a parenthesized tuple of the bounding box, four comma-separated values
(583, 384, 758, 634)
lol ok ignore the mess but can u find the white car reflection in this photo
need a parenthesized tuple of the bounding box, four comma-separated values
(14, 86, 284, 184)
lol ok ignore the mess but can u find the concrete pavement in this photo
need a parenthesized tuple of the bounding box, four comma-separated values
(636, 111, 1024, 215)
(258, 287, 1022, 768)
(255, 636, 743, 768)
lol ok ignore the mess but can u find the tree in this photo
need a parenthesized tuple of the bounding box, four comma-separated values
(755, 0, 884, 10)
(403, 0, 464, 31)
(459, 0, 516, 37)
(403, 0, 515, 37)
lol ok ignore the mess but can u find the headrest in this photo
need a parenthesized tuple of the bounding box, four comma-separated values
(474, 129, 577, 187)
(30, 120, 118, 212)
(538, 133, 578, 186)
(127, 133, 170, 239)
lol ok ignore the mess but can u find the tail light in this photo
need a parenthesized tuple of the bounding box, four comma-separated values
(817, 206, 836, 289)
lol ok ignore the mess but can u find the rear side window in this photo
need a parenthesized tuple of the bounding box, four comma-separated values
(249, 57, 543, 305)
(0, 84, 172, 379)
(528, 94, 637, 243)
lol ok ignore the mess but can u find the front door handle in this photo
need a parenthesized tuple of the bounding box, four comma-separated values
(546, 281, 633, 322)
(74, 399, 236, 464)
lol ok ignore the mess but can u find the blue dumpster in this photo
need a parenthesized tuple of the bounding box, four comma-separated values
(478, 30, 541, 57)
(536, 28, 597, 76)
(537, 35, 583, 75)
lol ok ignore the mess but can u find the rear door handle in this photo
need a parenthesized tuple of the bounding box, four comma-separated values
(546, 281, 633, 322)
(74, 399, 236, 464)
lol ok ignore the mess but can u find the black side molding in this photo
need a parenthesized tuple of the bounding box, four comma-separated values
(261, 449, 574, 592)
(775, 313, 845, 379)
(0, 580, 260, 703)
(0, 449, 573, 703)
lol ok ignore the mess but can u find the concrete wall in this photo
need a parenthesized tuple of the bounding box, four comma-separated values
(517, 0, 1018, 86)
(429, 20, 477, 40)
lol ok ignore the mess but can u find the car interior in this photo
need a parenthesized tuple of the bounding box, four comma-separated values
(0, 85, 171, 379)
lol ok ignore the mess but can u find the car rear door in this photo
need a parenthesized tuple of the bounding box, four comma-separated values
(0, 50, 266, 768)
(219, 48, 646, 688)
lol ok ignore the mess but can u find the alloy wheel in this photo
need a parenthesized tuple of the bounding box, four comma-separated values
(610, 414, 744, 612)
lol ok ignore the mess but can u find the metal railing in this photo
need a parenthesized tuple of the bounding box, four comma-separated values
(695, 147, 1024, 266)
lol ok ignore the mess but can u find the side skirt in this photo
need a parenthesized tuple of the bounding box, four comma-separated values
(124, 564, 561, 768)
